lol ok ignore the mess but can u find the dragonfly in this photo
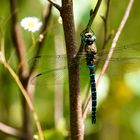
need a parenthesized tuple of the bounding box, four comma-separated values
(80, 32, 97, 124)
(29, 32, 140, 124)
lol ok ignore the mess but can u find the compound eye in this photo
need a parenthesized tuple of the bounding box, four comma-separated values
(92, 36, 96, 42)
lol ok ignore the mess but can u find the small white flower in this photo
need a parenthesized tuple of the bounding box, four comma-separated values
(20, 17, 42, 32)
(58, 16, 62, 24)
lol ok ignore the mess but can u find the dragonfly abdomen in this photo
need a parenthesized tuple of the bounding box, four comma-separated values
(88, 65, 97, 124)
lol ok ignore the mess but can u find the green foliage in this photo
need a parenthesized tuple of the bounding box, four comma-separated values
(43, 129, 66, 140)
(1, 0, 140, 140)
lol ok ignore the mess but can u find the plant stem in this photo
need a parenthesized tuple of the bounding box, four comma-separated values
(82, 0, 134, 122)
(3, 61, 44, 140)
(60, 0, 83, 139)
(0, 122, 26, 139)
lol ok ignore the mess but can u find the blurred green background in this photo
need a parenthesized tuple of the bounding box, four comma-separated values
(1, 0, 140, 140)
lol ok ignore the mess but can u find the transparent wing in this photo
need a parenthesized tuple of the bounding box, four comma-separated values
(30, 67, 68, 87)
(29, 42, 140, 86)
(28, 42, 140, 70)
(28, 54, 67, 71)
(30, 58, 90, 86)
(97, 42, 140, 56)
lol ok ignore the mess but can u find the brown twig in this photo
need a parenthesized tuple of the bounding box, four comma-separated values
(82, 0, 134, 121)
(28, 3, 52, 77)
(0, 122, 26, 139)
(9, 0, 44, 140)
(78, 0, 103, 54)
(101, 0, 111, 49)
(48, 0, 61, 11)
(9, 0, 28, 75)
(2, 60, 44, 140)
(60, 1, 83, 140)
(86, 0, 103, 31)
(49, 0, 84, 139)
(9, 0, 32, 139)
(94, 0, 111, 70)
(97, 0, 134, 85)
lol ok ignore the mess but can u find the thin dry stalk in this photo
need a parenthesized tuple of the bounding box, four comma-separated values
(82, 0, 134, 121)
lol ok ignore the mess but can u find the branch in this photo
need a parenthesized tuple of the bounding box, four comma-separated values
(9, 0, 28, 76)
(82, 0, 134, 121)
(86, 0, 102, 31)
(28, 3, 52, 78)
(94, 0, 111, 69)
(9, 0, 32, 139)
(101, 0, 111, 49)
(2, 60, 44, 140)
(48, 0, 61, 11)
(0, 122, 26, 139)
(78, 0, 102, 54)
(97, 0, 134, 84)
(60, 1, 83, 140)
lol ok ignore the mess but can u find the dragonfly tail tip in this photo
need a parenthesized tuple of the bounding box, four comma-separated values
(92, 118, 96, 124)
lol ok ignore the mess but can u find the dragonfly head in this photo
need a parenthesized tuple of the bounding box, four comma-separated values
(82, 32, 96, 45)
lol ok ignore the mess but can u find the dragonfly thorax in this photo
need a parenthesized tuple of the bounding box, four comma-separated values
(86, 43, 97, 53)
